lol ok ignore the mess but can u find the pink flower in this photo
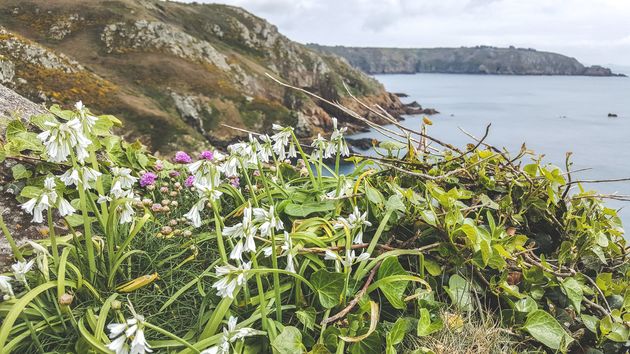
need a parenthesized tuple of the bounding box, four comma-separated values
(151, 203, 162, 212)
(200, 150, 214, 160)
(169, 170, 180, 178)
(140, 172, 157, 187)
(154, 160, 164, 171)
(230, 177, 240, 188)
(174, 151, 192, 164)
(185, 175, 195, 188)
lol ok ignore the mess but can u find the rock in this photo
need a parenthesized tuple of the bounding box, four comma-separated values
(0, 84, 47, 269)
(393, 92, 408, 97)
(346, 137, 377, 150)
(0, 59, 15, 84)
(101, 20, 231, 71)
(608, 113, 618, 118)
(407, 100, 422, 108)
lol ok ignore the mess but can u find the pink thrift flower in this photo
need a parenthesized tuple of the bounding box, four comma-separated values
(174, 151, 192, 164)
(169, 170, 180, 178)
(154, 160, 164, 171)
(185, 175, 195, 188)
(200, 150, 214, 160)
(230, 177, 240, 188)
(140, 172, 157, 187)
(151, 203, 162, 212)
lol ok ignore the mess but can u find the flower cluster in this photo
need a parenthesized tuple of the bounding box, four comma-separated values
(21, 176, 75, 223)
(107, 315, 152, 354)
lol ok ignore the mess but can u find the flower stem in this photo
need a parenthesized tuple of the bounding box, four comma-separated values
(292, 132, 317, 186)
(78, 183, 96, 281)
(47, 208, 59, 265)
(250, 255, 271, 339)
(143, 322, 200, 353)
(210, 199, 228, 264)
(0, 213, 23, 261)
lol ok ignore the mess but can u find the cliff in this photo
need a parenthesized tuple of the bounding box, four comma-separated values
(0, 0, 407, 152)
(308, 45, 624, 77)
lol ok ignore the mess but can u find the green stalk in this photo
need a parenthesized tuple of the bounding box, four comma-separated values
(354, 210, 392, 279)
(239, 159, 259, 207)
(255, 160, 283, 321)
(210, 199, 228, 264)
(0, 214, 23, 261)
(291, 132, 317, 186)
(342, 226, 352, 304)
(47, 209, 59, 265)
(78, 184, 96, 281)
(88, 150, 108, 221)
(143, 322, 200, 353)
(250, 255, 271, 339)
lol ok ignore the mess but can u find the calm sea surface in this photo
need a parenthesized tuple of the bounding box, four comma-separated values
(350, 73, 630, 229)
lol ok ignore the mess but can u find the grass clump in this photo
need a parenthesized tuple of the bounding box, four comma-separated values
(0, 91, 628, 354)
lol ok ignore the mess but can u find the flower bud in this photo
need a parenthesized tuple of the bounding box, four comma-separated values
(169, 191, 178, 197)
(169, 219, 178, 226)
(160, 186, 169, 193)
(111, 300, 122, 310)
(171, 201, 179, 207)
(183, 230, 192, 237)
(161, 199, 170, 206)
(146, 184, 155, 191)
(142, 198, 152, 206)
(59, 293, 74, 306)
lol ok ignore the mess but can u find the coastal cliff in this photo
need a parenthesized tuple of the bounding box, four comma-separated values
(0, 0, 409, 152)
(308, 45, 624, 77)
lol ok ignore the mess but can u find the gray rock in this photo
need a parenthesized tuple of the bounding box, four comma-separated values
(0, 59, 15, 84)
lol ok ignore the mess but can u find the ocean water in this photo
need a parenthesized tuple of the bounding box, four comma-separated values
(350, 73, 630, 229)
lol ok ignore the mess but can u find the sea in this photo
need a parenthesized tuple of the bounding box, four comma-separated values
(348, 72, 630, 230)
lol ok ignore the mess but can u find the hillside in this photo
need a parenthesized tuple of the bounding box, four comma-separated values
(308, 45, 624, 76)
(0, 0, 407, 152)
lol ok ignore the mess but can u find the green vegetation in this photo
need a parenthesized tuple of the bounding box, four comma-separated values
(0, 98, 628, 354)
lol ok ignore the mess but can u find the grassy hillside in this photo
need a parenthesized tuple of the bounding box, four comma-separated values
(0, 0, 405, 152)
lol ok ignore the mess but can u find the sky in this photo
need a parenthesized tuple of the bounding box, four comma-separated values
(188, 0, 630, 67)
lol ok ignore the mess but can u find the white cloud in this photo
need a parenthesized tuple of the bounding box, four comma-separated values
(191, 0, 630, 65)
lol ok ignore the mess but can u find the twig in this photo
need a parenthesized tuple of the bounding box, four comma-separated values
(321, 261, 381, 325)
(565, 177, 630, 185)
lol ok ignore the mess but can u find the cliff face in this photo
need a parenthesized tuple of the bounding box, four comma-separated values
(0, 0, 405, 152)
(308, 45, 623, 77)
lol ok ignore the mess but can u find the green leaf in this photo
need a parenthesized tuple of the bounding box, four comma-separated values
(311, 269, 345, 308)
(420, 210, 437, 227)
(423, 259, 442, 276)
(580, 314, 599, 334)
(285, 201, 336, 217)
(561, 277, 583, 314)
(309, 344, 332, 354)
(11, 164, 32, 180)
(444, 274, 472, 311)
(523, 310, 574, 351)
(606, 323, 629, 342)
(514, 297, 538, 313)
(296, 308, 317, 330)
(349, 331, 382, 354)
(417, 308, 442, 336)
(377, 257, 409, 309)
(387, 318, 410, 346)
(272, 326, 306, 354)
(385, 195, 405, 212)
(365, 185, 384, 206)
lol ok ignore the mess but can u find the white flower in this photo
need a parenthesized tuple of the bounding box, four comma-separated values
(325, 178, 353, 199)
(20, 176, 73, 222)
(219, 156, 240, 177)
(263, 232, 297, 273)
(12, 259, 35, 284)
(111, 167, 138, 190)
(0, 275, 14, 298)
(326, 118, 349, 157)
(117, 190, 136, 224)
(254, 134, 274, 163)
(107, 315, 152, 354)
(75, 101, 97, 131)
(271, 124, 296, 160)
(184, 198, 207, 228)
(224, 205, 257, 261)
(202, 316, 264, 354)
(38, 118, 92, 163)
(60, 166, 101, 190)
(98, 194, 112, 203)
(195, 172, 223, 201)
(253, 205, 283, 238)
(342, 249, 370, 267)
(336, 206, 372, 231)
(311, 134, 332, 160)
(212, 262, 251, 299)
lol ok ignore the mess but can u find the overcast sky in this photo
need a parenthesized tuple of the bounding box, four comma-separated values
(191, 0, 630, 66)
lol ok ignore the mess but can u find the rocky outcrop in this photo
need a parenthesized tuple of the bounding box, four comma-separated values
(101, 20, 231, 71)
(308, 45, 625, 77)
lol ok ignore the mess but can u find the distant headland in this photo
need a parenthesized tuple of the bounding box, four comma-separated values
(307, 45, 626, 77)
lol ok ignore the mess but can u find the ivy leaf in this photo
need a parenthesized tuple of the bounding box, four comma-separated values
(349, 331, 382, 354)
(272, 326, 306, 354)
(580, 314, 599, 334)
(377, 257, 409, 309)
(523, 310, 574, 351)
(11, 164, 32, 180)
(387, 317, 411, 347)
(444, 274, 473, 311)
(514, 297, 538, 313)
(296, 307, 317, 330)
(417, 308, 442, 336)
(311, 269, 345, 308)
(285, 201, 335, 217)
(385, 195, 405, 212)
(420, 210, 437, 227)
(561, 277, 583, 314)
